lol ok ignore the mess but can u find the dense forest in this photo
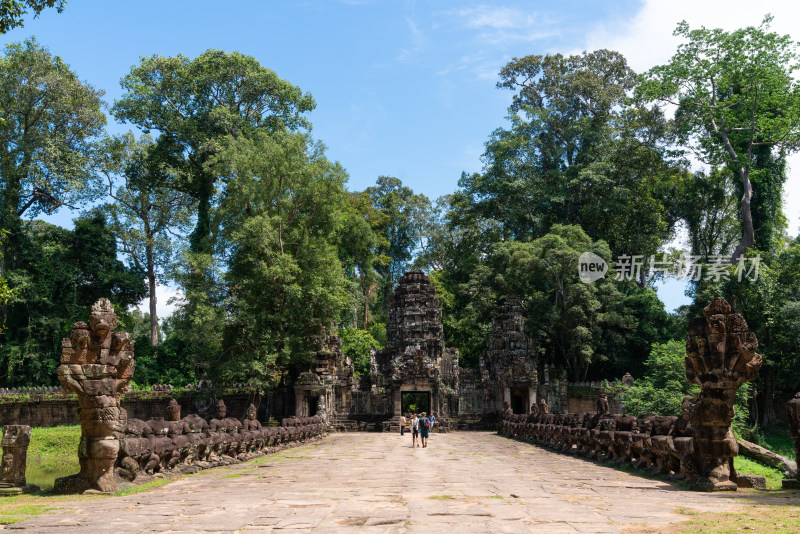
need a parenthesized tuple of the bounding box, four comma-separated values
(1, 13, 800, 431)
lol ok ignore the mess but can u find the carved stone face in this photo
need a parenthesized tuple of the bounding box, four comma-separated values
(216, 401, 226, 419)
(246, 404, 257, 420)
(88, 298, 118, 334)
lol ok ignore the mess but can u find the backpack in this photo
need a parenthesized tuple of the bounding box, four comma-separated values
(424, 418, 431, 429)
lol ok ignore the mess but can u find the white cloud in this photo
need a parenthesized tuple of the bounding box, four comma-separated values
(447, 5, 557, 46)
(396, 15, 427, 61)
(585, 0, 800, 237)
(137, 284, 184, 320)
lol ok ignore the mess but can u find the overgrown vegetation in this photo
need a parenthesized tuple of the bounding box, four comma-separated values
(0, 16, 799, 440)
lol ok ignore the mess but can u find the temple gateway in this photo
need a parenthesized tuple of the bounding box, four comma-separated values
(278, 271, 546, 431)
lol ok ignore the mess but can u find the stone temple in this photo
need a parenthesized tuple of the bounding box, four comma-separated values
(276, 271, 548, 430)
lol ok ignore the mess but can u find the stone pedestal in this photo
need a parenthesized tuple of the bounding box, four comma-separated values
(0, 425, 38, 495)
(782, 478, 800, 489)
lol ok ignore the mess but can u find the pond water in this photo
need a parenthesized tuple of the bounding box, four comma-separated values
(26, 462, 78, 490)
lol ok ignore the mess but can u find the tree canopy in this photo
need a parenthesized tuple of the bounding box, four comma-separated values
(638, 15, 800, 259)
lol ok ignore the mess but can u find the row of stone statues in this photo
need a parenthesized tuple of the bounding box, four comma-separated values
(500, 297, 763, 492)
(500, 399, 712, 484)
(115, 400, 325, 483)
(54, 299, 327, 494)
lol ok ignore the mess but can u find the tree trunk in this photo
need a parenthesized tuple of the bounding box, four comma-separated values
(147, 245, 159, 346)
(0, 175, 22, 332)
(731, 167, 755, 262)
(738, 439, 797, 477)
(761, 366, 777, 427)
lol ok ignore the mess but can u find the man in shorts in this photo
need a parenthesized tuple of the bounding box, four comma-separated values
(411, 413, 420, 447)
(420, 412, 430, 447)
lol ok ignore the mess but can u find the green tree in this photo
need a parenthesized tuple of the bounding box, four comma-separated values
(0, 0, 65, 33)
(458, 49, 679, 267)
(621, 340, 700, 417)
(336, 191, 388, 330)
(181, 130, 352, 387)
(0, 215, 146, 386)
(341, 328, 381, 376)
(471, 224, 627, 381)
(638, 15, 800, 260)
(676, 169, 740, 262)
(112, 49, 315, 255)
(102, 133, 194, 346)
(365, 176, 431, 315)
(0, 38, 105, 311)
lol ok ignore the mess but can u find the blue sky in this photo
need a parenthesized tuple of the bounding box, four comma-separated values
(3, 0, 799, 315)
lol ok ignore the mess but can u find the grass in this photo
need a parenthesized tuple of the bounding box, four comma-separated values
(113, 478, 173, 496)
(0, 500, 66, 526)
(759, 423, 795, 459)
(672, 505, 800, 533)
(428, 494, 455, 500)
(734, 456, 784, 489)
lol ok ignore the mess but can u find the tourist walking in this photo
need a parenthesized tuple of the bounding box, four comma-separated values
(400, 414, 407, 436)
(420, 412, 430, 447)
(411, 413, 420, 447)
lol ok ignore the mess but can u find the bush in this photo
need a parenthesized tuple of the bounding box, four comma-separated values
(622, 340, 755, 432)
(341, 328, 382, 376)
(622, 340, 699, 416)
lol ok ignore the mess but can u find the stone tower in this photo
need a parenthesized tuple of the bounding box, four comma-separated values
(374, 271, 459, 419)
(480, 295, 538, 414)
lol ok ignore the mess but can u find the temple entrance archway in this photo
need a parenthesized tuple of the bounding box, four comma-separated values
(510, 387, 529, 414)
(401, 391, 431, 415)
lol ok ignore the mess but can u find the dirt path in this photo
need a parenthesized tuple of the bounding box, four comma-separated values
(9, 432, 792, 533)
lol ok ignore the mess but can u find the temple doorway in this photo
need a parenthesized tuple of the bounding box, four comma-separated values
(401, 391, 431, 415)
(307, 396, 318, 416)
(511, 387, 528, 414)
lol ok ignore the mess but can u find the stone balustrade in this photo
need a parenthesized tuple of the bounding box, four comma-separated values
(112, 400, 326, 485)
(499, 410, 699, 479)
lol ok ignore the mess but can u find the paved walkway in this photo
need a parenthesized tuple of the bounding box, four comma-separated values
(10, 432, 789, 533)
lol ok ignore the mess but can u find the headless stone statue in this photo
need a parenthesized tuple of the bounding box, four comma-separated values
(596, 394, 609, 415)
(0, 425, 37, 495)
(538, 398, 549, 414)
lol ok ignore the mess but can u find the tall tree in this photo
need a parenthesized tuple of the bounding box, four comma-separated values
(638, 16, 800, 260)
(112, 49, 315, 255)
(178, 130, 353, 387)
(365, 176, 431, 315)
(677, 169, 740, 261)
(336, 191, 388, 329)
(458, 50, 680, 269)
(470, 224, 625, 381)
(0, 38, 105, 270)
(102, 134, 194, 346)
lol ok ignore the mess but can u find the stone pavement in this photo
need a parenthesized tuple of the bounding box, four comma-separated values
(8, 432, 780, 533)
